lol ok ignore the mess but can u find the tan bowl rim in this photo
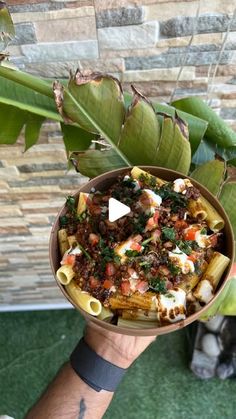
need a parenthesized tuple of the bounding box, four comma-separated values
(49, 166, 235, 336)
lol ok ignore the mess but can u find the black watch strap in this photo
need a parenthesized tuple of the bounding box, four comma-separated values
(70, 338, 128, 392)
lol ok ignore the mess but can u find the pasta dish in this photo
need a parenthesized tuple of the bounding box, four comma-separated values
(56, 167, 230, 329)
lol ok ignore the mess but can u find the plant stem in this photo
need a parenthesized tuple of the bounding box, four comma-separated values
(0, 65, 54, 98)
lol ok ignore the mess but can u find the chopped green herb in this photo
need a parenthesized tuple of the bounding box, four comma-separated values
(78, 244, 92, 260)
(176, 240, 192, 255)
(200, 228, 207, 234)
(125, 249, 140, 258)
(139, 260, 152, 273)
(168, 262, 181, 276)
(132, 212, 150, 234)
(162, 227, 176, 241)
(141, 237, 153, 246)
(138, 173, 157, 188)
(149, 277, 167, 294)
(59, 215, 68, 228)
(76, 211, 87, 223)
(122, 177, 136, 188)
(158, 184, 187, 211)
(66, 196, 76, 214)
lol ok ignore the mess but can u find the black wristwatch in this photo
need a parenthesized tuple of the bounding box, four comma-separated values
(70, 338, 128, 392)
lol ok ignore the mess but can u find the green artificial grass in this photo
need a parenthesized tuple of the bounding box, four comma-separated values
(0, 310, 235, 419)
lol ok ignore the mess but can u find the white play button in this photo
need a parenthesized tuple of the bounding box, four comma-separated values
(108, 198, 131, 222)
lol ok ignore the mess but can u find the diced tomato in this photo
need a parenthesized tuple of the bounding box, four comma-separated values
(136, 280, 149, 294)
(105, 262, 116, 276)
(187, 252, 198, 263)
(209, 234, 218, 247)
(89, 233, 99, 246)
(175, 220, 188, 230)
(62, 254, 76, 265)
(89, 276, 100, 289)
(158, 265, 170, 276)
(120, 280, 131, 296)
(146, 217, 155, 231)
(153, 210, 159, 223)
(103, 279, 114, 289)
(130, 242, 142, 252)
(184, 227, 198, 241)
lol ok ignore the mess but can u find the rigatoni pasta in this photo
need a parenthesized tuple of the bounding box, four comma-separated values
(55, 167, 230, 328)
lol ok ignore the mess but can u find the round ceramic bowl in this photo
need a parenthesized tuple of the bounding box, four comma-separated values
(49, 166, 234, 336)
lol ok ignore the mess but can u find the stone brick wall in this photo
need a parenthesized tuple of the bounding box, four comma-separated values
(1, 0, 236, 309)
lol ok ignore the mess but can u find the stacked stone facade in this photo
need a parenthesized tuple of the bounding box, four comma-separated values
(0, 0, 236, 308)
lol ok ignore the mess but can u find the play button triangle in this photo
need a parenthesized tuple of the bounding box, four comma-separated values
(108, 198, 131, 222)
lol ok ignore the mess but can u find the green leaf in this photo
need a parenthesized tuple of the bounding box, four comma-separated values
(119, 88, 161, 165)
(54, 72, 129, 165)
(172, 97, 236, 148)
(61, 123, 94, 154)
(0, 75, 60, 120)
(218, 277, 236, 315)
(219, 181, 236, 237)
(153, 115, 191, 174)
(191, 160, 226, 196)
(191, 140, 215, 166)
(199, 278, 232, 321)
(0, 102, 25, 143)
(70, 149, 125, 178)
(124, 92, 208, 155)
(24, 114, 45, 151)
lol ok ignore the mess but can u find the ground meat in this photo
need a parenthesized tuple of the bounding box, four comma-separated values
(185, 186, 200, 200)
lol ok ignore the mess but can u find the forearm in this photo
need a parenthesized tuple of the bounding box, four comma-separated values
(26, 362, 114, 419)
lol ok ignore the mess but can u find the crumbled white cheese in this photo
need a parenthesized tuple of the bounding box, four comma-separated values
(114, 239, 143, 262)
(173, 178, 193, 194)
(68, 245, 82, 256)
(123, 175, 140, 191)
(168, 246, 195, 274)
(157, 288, 186, 323)
(140, 189, 162, 214)
(195, 231, 211, 248)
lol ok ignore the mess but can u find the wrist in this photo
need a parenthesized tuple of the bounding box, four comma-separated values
(84, 327, 134, 369)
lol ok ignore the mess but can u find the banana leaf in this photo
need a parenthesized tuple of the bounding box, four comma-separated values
(191, 140, 215, 166)
(119, 88, 161, 165)
(199, 277, 234, 321)
(172, 97, 236, 148)
(191, 160, 226, 196)
(124, 92, 208, 154)
(70, 149, 125, 178)
(60, 123, 94, 155)
(219, 181, 236, 238)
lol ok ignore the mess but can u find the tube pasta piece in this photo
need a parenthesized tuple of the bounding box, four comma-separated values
(200, 196, 225, 232)
(58, 229, 70, 257)
(121, 309, 157, 321)
(178, 260, 208, 293)
(131, 166, 166, 187)
(187, 198, 207, 221)
(117, 318, 158, 329)
(66, 280, 102, 316)
(97, 307, 113, 321)
(77, 192, 90, 215)
(56, 264, 75, 285)
(200, 252, 230, 290)
(67, 235, 77, 247)
(109, 292, 157, 311)
(193, 252, 230, 303)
